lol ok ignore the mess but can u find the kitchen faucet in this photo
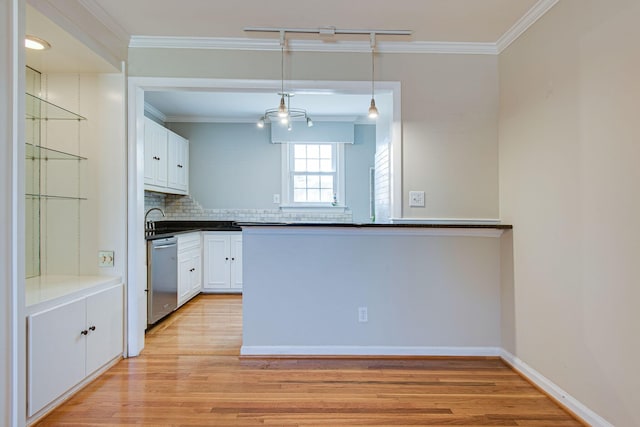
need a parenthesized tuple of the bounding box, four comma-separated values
(144, 207, 165, 231)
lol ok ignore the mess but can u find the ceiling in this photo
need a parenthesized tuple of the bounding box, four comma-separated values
(26, 0, 548, 122)
(91, 0, 538, 43)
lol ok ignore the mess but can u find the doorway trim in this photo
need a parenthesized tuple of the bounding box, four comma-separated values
(126, 77, 402, 355)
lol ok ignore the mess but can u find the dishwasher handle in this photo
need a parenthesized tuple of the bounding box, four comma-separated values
(154, 243, 177, 249)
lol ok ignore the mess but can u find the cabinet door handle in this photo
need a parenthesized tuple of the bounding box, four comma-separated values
(89, 326, 96, 331)
(80, 330, 88, 336)
(152, 156, 159, 160)
(177, 164, 183, 168)
(189, 267, 195, 272)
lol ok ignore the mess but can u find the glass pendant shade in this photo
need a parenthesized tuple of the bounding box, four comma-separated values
(368, 98, 379, 119)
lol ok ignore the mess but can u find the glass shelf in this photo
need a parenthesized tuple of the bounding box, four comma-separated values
(26, 194, 87, 201)
(25, 143, 87, 161)
(25, 93, 87, 121)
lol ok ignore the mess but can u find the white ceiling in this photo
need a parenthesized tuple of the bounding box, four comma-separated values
(26, 0, 550, 121)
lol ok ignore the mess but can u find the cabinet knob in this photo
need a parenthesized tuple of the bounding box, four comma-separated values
(225, 257, 229, 261)
(231, 257, 235, 261)
(89, 326, 96, 331)
(80, 330, 88, 336)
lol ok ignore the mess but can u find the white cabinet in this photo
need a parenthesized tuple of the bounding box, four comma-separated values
(144, 118, 168, 188)
(177, 233, 202, 307)
(144, 117, 188, 195)
(28, 283, 123, 417)
(168, 131, 189, 193)
(203, 232, 243, 292)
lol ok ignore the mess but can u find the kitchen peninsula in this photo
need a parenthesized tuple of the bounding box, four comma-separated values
(240, 222, 512, 357)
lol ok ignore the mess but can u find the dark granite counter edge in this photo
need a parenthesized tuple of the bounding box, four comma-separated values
(237, 222, 513, 229)
(145, 220, 513, 240)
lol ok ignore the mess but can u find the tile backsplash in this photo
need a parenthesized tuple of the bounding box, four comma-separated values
(144, 191, 353, 223)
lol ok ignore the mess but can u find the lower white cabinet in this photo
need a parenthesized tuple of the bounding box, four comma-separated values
(27, 283, 123, 417)
(178, 233, 202, 306)
(203, 232, 242, 292)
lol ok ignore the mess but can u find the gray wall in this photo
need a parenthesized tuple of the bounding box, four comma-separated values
(129, 49, 500, 220)
(242, 227, 502, 352)
(168, 122, 376, 222)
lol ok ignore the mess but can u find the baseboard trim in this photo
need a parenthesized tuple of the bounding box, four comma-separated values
(499, 349, 612, 427)
(240, 345, 501, 357)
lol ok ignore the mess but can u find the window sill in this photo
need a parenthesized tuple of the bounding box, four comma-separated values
(280, 205, 348, 214)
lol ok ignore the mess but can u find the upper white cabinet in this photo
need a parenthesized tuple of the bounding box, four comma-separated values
(144, 118, 168, 189)
(144, 117, 188, 195)
(168, 131, 189, 193)
(203, 232, 243, 292)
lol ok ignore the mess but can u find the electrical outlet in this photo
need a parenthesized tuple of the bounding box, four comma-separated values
(273, 194, 280, 204)
(358, 307, 368, 323)
(409, 191, 425, 207)
(98, 250, 114, 267)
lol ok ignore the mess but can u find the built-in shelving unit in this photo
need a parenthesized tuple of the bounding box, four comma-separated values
(25, 74, 88, 278)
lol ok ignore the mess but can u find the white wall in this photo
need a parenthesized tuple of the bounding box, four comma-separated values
(499, 1, 640, 425)
(128, 49, 500, 220)
(34, 72, 126, 279)
(168, 122, 376, 221)
(242, 227, 502, 354)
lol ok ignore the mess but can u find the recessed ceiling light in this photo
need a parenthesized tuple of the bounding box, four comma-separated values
(25, 35, 51, 51)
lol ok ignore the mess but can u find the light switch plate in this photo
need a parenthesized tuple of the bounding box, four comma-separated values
(98, 250, 114, 267)
(409, 191, 425, 207)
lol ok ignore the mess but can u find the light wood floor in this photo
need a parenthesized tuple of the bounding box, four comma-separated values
(37, 295, 583, 426)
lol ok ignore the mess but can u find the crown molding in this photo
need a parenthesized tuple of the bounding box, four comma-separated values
(77, 0, 130, 42)
(129, 36, 498, 55)
(496, 0, 560, 53)
(144, 102, 166, 123)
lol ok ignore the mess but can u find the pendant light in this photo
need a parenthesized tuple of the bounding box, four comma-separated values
(257, 31, 313, 129)
(368, 33, 379, 119)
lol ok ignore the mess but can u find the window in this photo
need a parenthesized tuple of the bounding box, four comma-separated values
(282, 143, 345, 208)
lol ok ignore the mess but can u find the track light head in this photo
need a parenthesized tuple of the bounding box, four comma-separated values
(257, 117, 265, 128)
(306, 117, 314, 127)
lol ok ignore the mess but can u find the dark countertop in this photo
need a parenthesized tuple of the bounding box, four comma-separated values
(237, 222, 513, 229)
(145, 220, 512, 240)
(145, 220, 241, 240)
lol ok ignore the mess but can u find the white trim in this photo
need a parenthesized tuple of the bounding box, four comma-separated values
(241, 345, 501, 357)
(129, 36, 498, 55)
(500, 350, 613, 427)
(76, 0, 130, 42)
(496, 0, 560, 53)
(143, 102, 166, 123)
(242, 226, 505, 238)
(390, 217, 501, 225)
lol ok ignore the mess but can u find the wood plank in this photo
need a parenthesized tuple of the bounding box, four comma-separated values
(36, 295, 584, 426)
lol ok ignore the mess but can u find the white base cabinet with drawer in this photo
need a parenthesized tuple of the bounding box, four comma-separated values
(203, 232, 242, 292)
(27, 282, 123, 417)
(178, 233, 202, 306)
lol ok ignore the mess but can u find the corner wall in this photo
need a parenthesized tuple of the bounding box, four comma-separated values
(128, 49, 500, 220)
(498, 1, 640, 425)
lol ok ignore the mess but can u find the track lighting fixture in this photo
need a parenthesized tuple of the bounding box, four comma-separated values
(257, 32, 313, 130)
(368, 34, 379, 120)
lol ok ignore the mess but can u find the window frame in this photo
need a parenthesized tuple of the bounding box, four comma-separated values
(280, 142, 346, 210)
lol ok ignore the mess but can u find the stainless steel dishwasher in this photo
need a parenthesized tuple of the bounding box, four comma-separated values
(147, 237, 178, 325)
